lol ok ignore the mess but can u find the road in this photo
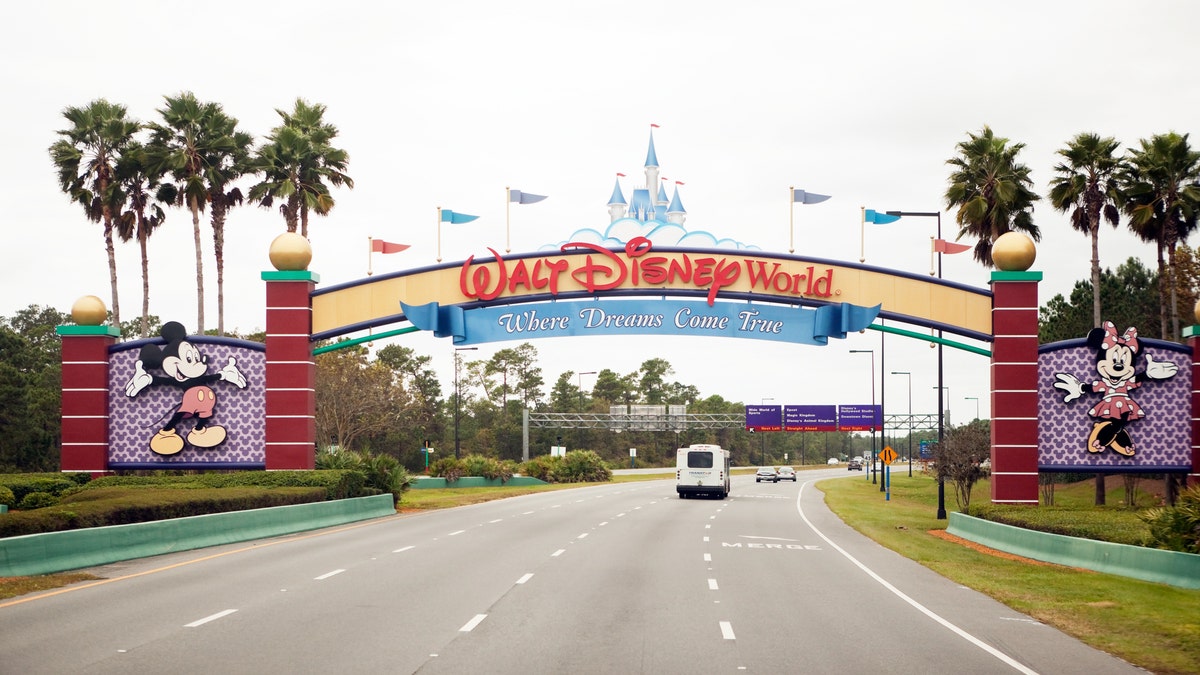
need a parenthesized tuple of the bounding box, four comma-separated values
(0, 469, 1141, 674)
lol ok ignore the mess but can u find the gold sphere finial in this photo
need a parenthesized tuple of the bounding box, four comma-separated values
(269, 232, 312, 271)
(71, 295, 107, 325)
(1193, 299, 1200, 325)
(992, 232, 1036, 271)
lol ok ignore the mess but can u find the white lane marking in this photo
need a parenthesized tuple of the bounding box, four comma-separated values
(720, 621, 736, 640)
(795, 481, 1039, 675)
(705, 524, 711, 529)
(599, 521, 609, 527)
(710, 515, 717, 520)
(708, 579, 719, 590)
(552, 504, 562, 509)
(460, 614, 487, 632)
(741, 535, 799, 542)
(185, 609, 237, 627)
(489, 519, 503, 524)
(448, 530, 466, 536)
(704, 553, 712, 562)
(703, 536, 710, 542)
(516, 573, 534, 584)
(616, 513, 627, 517)
(393, 545, 415, 553)
(523, 511, 535, 515)
(577, 533, 589, 539)
(552, 549, 566, 557)
(314, 569, 345, 581)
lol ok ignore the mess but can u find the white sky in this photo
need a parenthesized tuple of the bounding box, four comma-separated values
(4, 0, 1198, 423)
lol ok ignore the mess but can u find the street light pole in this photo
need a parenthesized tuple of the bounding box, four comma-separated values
(965, 396, 980, 421)
(849, 349, 876, 483)
(888, 210, 947, 515)
(760, 397, 774, 465)
(578, 371, 597, 411)
(891, 371, 912, 477)
(453, 346, 478, 459)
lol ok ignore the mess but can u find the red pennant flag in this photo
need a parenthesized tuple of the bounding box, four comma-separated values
(650, 123, 660, 128)
(616, 172, 626, 177)
(933, 238, 971, 254)
(371, 239, 410, 254)
(675, 180, 685, 186)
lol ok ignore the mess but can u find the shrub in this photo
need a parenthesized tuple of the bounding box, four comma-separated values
(520, 456, 558, 482)
(429, 457, 464, 482)
(315, 449, 411, 503)
(518, 451, 611, 484)
(17, 491, 58, 510)
(460, 454, 515, 482)
(0, 485, 13, 508)
(1140, 485, 1200, 553)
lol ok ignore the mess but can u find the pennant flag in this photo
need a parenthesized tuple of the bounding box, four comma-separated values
(650, 123, 660, 128)
(440, 209, 479, 224)
(933, 238, 972, 254)
(864, 209, 901, 224)
(675, 180, 685, 186)
(371, 239, 410, 254)
(792, 189, 831, 205)
(616, 172, 626, 177)
(509, 189, 548, 205)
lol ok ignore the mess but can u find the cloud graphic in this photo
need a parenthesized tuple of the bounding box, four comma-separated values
(539, 218, 756, 252)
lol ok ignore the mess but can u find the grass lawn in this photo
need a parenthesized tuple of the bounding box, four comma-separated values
(819, 471, 1200, 675)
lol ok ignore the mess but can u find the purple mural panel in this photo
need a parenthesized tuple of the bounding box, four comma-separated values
(1038, 339, 1191, 472)
(108, 337, 267, 469)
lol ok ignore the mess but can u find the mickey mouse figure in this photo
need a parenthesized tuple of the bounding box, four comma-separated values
(124, 321, 248, 456)
(1053, 321, 1178, 457)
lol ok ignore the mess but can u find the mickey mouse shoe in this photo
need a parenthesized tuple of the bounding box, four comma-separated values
(150, 430, 185, 456)
(187, 425, 227, 448)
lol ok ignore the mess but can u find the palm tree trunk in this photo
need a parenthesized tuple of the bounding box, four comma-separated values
(103, 218, 121, 329)
(212, 209, 226, 336)
(139, 222, 150, 338)
(1168, 243, 1181, 339)
(190, 196, 205, 333)
(1157, 242, 1169, 339)
(1089, 225, 1101, 326)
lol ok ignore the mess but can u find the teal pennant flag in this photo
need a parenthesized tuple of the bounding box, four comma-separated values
(864, 209, 901, 224)
(440, 209, 480, 224)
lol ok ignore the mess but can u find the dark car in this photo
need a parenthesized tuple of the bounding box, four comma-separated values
(847, 458, 864, 471)
(755, 467, 778, 483)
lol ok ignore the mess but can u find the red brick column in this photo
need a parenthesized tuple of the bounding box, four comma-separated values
(1187, 326, 1200, 487)
(263, 271, 319, 470)
(56, 325, 120, 474)
(990, 271, 1041, 504)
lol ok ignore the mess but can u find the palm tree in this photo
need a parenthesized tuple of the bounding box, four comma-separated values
(1122, 132, 1200, 338)
(114, 143, 166, 338)
(1047, 133, 1123, 327)
(944, 126, 1042, 266)
(48, 99, 140, 328)
(148, 93, 249, 335)
(249, 98, 353, 238)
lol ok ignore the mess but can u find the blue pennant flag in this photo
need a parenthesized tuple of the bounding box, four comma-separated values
(792, 189, 831, 205)
(864, 209, 901, 224)
(509, 189, 548, 205)
(440, 209, 480, 224)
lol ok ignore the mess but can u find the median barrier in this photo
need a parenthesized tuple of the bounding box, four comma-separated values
(0, 494, 396, 577)
(947, 512, 1200, 589)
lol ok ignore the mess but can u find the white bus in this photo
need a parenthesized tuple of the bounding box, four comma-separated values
(676, 444, 731, 499)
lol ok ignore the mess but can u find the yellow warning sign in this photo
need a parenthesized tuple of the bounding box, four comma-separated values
(880, 446, 898, 465)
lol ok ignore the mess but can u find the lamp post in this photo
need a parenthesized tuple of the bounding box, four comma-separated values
(965, 396, 980, 421)
(849, 349, 877, 484)
(891, 371, 912, 477)
(578, 371, 596, 411)
(932, 385, 951, 427)
(888, 210, 947, 516)
(453, 346, 478, 458)
(760, 397, 774, 465)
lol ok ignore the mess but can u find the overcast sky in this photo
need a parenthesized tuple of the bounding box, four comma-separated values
(4, 1, 1198, 425)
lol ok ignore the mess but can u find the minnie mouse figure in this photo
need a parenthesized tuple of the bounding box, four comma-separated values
(1053, 321, 1178, 457)
(124, 321, 248, 456)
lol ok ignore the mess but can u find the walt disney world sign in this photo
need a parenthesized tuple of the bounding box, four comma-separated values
(310, 237, 994, 345)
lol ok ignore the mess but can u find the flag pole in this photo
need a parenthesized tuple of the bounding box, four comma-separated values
(789, 186, 795, 254)
(506, 187, 511, 254)
(368, 237, 374, 276)
(436, 207, 443, 263)
(930, 237, 936, 276)
(859, 206, 866, 263)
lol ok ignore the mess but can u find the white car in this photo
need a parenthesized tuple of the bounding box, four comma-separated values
(776, 466, 797, 481)
(755, 467, 778, 483)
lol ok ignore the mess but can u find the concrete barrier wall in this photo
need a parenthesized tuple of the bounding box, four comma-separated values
(947, 512, 1200, 589)
(0, 494, 396, 577)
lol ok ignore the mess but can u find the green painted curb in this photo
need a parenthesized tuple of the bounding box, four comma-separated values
(947, 512, 1200, 589)
(0, 494, 396, 577)
(411, 476, 549, 489)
